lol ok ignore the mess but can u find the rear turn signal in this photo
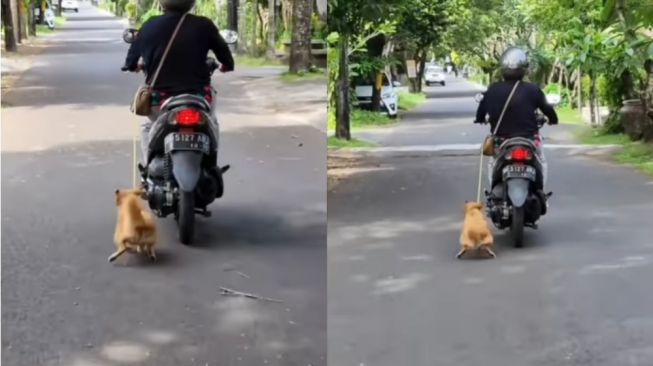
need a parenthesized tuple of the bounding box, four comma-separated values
(176, 109, 202, 126)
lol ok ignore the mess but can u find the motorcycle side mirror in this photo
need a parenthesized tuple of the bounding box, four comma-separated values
(220, 29, 239, 45)
(474, 93, 484, 103)
(122, 28, 137, 44)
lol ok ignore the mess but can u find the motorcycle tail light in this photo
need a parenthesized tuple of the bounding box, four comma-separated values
(509, 147, 532, 161)
(175, 108, 202, 126)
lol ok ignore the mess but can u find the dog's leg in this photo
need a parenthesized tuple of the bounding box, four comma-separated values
(483, 246, 497, 258)
(456, 248, 467, 259)
(108, 247, 128, 262)
(147, 246, 156, 261)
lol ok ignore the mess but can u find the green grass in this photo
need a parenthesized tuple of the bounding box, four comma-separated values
(576, 128, 631, 145)
(398, 91, 426, 111)
(279, 69, 326, 82)
(556, 106, 584, 125)
(615, 143, 653, 176)
(576, 128, 653, 176)
(328, 136, 376, 149)
(327, 109, 396, 131)
(235, 56, 283, 67)
(35, 17, 66, 34)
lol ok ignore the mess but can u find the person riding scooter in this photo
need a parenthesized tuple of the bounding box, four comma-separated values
(474, 47, 558, 197)
(121, 0, 234, 165)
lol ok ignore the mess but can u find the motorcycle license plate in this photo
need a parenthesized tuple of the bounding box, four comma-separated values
(502, 164, 536, 180)
(164, 132, 210, 154)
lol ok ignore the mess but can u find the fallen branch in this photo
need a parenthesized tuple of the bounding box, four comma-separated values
(219, 287, 283, 303)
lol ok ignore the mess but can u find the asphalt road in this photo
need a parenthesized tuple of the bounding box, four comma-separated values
(2, 5, 325, 366)
(328, 76, 653, 365)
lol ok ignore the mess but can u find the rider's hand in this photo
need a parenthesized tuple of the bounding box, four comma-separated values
(219, 64, 229, 73)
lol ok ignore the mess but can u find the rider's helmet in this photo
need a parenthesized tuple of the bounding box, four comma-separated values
(159, 0, 195, 12)
(500, 47, 529, 81)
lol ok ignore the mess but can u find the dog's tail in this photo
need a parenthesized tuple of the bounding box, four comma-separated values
(108, 247, 128, 262)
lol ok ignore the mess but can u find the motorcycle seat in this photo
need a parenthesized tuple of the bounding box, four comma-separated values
(161, 94, 211, 112)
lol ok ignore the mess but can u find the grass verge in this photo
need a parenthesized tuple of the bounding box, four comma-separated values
(398, 91, 426, 111)
(327, 109, 396, 131)
(36, 17, 67, 34)
(279, 69, 326, 82)
(557, 106, 584, 125)
(328, 136, 376, 149)
(235, 56, 283, 67)
(577, 128, 653, 176)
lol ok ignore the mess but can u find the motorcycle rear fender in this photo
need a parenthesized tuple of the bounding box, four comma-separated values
(170, 151, 202, 192)
(507, 178, 530, 208)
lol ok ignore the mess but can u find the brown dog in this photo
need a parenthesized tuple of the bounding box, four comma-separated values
(109, 189, 157, 263)
(457, 201, 496, 259)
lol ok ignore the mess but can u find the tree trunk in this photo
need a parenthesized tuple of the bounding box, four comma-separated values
(414, 49, 426, 93)
(288, 0, 313, 73)
(2, 0, 18, 52)
(576, 69, 582, 110)
(250, 0, 257, 55)
(28, 1, 36, 36)
(335, 38, 351, 140)
(367, 34, 385, 112)
(280, 0, 292, 33)
(56, 0, 62, 16)
(10, 0, 20, 43)
(590, 74, 597, 126)
(18, 0, 28, 41)
(615, 0, 637, 100)
(237, 0, 247, 53)
(266, 0, 276, 59)
(257, 3, 265, 49)
(227, 0, 238, 31)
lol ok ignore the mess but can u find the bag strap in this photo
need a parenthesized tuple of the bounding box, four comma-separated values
(491, 80, 520, 136)
(148, 12, 188, 88)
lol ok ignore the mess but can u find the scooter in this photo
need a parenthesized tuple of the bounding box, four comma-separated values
(121, 28, 237, 245)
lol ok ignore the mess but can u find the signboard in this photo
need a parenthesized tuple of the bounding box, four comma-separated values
(406, 60, 417, 78)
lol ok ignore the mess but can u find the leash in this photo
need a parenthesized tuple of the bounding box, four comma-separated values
(133, 120, 139, 189)
(475, 81, 520, 203)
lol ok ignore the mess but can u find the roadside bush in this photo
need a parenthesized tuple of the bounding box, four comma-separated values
(125, 2, 137, 20)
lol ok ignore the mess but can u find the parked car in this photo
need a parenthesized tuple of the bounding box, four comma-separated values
(424, 65, 446, 86)
(62, 0, 79, 12)
(354, 73, 399, 118)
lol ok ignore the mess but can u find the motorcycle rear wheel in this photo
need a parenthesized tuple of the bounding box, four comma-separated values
(511, 206, 524, 247)
(178, 190, 195, 245)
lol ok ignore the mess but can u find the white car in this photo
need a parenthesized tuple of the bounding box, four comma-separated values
(62, 0, 79, 12)
(354, 73, 399, 118)
(424, 66, 446, 86)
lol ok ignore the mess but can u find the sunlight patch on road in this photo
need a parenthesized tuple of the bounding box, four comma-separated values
(336, 215, 459, 242)
(140, 330, 177, 345)
(373, 273, 429, 295)
(100, 341, 150, 363)
(214, 297, 274, 334)
(401, 255, 433, 262)
(578, 255, 650, 275)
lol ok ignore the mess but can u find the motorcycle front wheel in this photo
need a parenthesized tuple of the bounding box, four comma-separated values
(178, 190, 195, 245)
(511, 206, 524, 247)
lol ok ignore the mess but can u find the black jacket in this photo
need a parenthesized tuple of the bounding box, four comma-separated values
(475, 80, 558, 138)
(123, 12, 234, 94)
